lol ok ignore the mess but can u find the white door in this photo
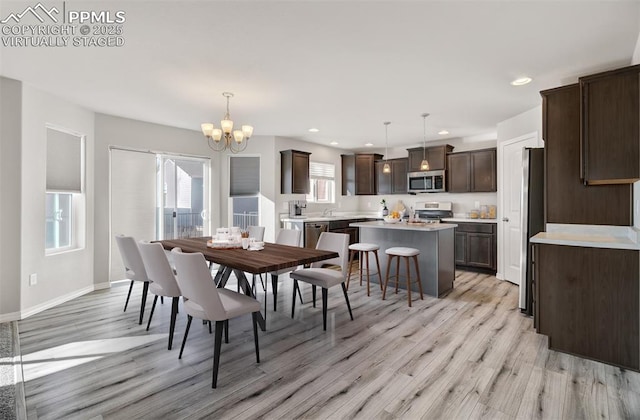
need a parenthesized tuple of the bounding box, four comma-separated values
(498, 132, 540, 285)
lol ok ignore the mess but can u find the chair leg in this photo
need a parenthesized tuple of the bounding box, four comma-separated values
(382, 255, 393, 300)
(296, 281, 304, 304)
(139, 281, 149, 325)
(271, 274, 278, 312)
(160, 296, 164, 305)
(291, 279, 298, 318)
(252, 312, 260, 363)
(406, 256, 412, 307)
(312, 285, 317, 308)
(322, 288, 328, 331)
(224, 320, 229, 344)
(212, 320, 224, 389)
(346, 250, 356, 290)
(209, 321, 212, 334)
(374, 250, 383, 291)
(179, 315, 192, 359)
(359, 251, 364, 287)
(146, 295, 158, 331)
(341, 283, 354, 321)
(395, 256, 400, 294)
(413, 255, 424, 300)
(365, 250, 371, 296)
(123, 280, 134, 312)
(168, 297, 179, 350)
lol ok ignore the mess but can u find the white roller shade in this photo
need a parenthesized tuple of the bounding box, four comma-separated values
(310, 161, 335, 180)
(46, 128, 84, 192)
(230, 156, 260, 196)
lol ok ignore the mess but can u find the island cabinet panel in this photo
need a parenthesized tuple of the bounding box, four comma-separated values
(542, 84, 632, 225)
(407, 145, 453, 172)
(342, 154, 382, 195)
(534, 244, 639, 370)
(281, 150, 310, 194)
(580, 64, 640, 184)
(375, 158, 408, 195)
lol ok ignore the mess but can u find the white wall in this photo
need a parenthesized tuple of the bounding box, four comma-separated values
(0, 77, 22, 319)
(93, 114, 218, 286)
(20, 83, 96, 314)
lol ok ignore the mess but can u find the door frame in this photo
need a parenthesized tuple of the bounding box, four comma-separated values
(496, 131, 542, 281)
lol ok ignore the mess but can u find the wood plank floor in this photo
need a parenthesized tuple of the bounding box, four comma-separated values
(18, 270, 640, 419)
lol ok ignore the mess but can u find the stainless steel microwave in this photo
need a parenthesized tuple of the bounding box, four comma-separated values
(407, 170, 446, 193)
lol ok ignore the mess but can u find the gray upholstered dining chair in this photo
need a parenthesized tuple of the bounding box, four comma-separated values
(138, 241, 183, 350)
(171, 248, 261, 388)
(268, 229, 303, 311)
(289, 232, 353, 330)
(115, 235, 150, 325)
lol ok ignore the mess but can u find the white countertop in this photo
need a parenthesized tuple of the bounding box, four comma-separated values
(530, 224, 640, 250)
(281, 214, 380, 223)
(350, 220, 457, 231)
(441, 217, 497, 224)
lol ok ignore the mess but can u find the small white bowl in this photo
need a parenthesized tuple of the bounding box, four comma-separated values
(383, 216, 400, 224)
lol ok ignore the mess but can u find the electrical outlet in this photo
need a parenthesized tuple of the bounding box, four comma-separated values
(337, 202, 342, 208)
(367, 202, 371, 208)
(29, 273, 37, 286)
(474, 201, 480, 208)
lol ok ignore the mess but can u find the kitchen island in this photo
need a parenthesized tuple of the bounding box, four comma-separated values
(350, 221, 456, 297)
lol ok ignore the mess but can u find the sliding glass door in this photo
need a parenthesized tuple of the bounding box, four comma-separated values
(158, 156, 210, 239)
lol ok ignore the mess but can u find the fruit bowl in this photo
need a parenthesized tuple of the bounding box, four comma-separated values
(383, 216, 400, 224)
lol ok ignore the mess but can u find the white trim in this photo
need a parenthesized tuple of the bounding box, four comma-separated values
(94, 281, 111, 290)
(19, 284, 96, 319)
(0, 311, 22, 323)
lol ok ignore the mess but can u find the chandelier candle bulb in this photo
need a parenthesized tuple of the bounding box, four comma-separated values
(201, 92, 253, 153)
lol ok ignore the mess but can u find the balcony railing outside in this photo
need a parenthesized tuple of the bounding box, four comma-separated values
(163, 211, 203, 239)
(233, 211, 259, 230)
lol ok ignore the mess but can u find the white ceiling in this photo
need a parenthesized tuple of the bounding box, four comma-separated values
(1, 1, 639, 151)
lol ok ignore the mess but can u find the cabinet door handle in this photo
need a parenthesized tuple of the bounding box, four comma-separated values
(502, 217, 509, 222)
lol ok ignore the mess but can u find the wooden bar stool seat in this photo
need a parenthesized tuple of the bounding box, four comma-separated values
(382, 247, 423, 307)
(346, 243, 382, 296)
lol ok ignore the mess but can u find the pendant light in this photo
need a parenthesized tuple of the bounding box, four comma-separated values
(383, 121, 391, 173)
(420, 113, 430, 171)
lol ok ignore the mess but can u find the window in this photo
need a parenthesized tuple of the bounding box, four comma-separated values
(229, 156, 260, 229)
(45, 126, 84, 253)
(307, 161, 335, 203)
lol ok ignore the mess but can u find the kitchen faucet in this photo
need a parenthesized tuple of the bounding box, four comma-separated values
(322, 208, 335, 217)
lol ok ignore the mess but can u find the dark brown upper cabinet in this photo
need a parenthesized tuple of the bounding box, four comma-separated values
(407, 145, 454, 172)
(280, 149, 310, 194)
(541, 84, 632, 225)
(446, 148, 497, 193)
(341, 153, 382, 195)
(375, 158, 408, 195)
(580, 64, 640, 185)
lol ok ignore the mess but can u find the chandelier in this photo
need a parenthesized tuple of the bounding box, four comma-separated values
(420, 113, 430, 171)
(200, 92, 253, 153)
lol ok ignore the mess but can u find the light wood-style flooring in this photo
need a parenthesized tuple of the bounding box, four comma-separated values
(18, 270, 640, 419)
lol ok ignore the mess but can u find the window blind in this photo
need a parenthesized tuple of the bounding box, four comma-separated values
(309, 161, 335, 180)
(46, 128, 83, 192)
(230, 156, 260, 196)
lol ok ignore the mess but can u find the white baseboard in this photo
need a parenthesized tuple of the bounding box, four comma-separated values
(0, 311, 22, 323)
(16, 282, 111, 320)
(94, 281, 111, 290)
(496, 272, 504, 280)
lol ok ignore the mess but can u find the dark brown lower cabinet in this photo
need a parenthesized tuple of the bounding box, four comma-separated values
(535, 244, 639, 370)
(450, 222, 496, 272)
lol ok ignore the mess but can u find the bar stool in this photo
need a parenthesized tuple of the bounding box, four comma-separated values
(346, 243, 382, 296)
(382, 247, 423, 307)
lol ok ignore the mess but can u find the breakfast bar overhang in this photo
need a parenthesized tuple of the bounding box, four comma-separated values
(349, 221, 457, 297)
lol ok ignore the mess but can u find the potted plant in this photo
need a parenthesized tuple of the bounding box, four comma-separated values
(380, 199, 389, 217)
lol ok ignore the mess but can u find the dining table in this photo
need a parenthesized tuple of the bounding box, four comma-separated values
(158, 236, 339, 330)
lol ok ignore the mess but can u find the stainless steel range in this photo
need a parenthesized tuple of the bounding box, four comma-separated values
(411, 201, 453, 222)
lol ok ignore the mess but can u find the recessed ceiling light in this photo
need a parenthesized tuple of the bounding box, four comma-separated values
(511, 77, 532, 86)
(308, 128, 319, 133)
(438, 130, 449, 135)
(329, 141, 338, 146)
(365, 142, 373, 147)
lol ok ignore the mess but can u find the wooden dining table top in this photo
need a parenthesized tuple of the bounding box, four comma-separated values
(158, 237, 338, 274)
